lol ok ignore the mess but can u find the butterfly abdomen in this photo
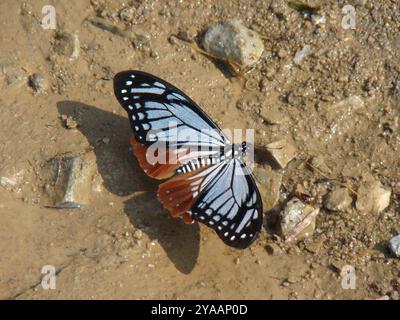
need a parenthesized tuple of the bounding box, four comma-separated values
(176, 148, 230, 175)
(177, 157, 217, 174)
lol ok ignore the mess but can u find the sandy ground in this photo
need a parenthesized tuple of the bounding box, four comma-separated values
(0, 0, 399, 299)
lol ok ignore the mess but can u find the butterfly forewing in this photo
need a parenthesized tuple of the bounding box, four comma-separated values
(113, 70, 229, 152)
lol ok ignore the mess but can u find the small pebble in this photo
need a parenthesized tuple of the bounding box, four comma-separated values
(119, 6, 135, 22)
(265, 139, 297, 169)
(356, 180, 391, 214)
(324, 188, 352, 212)
(388, 235, 400, 258)
(265, 243, 283, 255)
(253, 166, 282, 210)
(201, 19, 264, 73)
(28, 73, 46, 92)
(293, 45, 311, 65)
(60, 114, 78, 129)
(133, 229, 143, 240)
(150, 50, 159, 59)
(280, 198, 319, 242)
(311, 15, 326, 25)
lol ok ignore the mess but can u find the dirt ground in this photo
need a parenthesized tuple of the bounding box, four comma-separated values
(0, 0, 399, 300)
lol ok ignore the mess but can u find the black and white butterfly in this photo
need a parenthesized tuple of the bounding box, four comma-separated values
(114, 70, 263, 249)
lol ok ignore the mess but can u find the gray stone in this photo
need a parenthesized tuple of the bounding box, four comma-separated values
(119, 6, 135, 22)
(253, 166, 282, 210)
(202, 19, 264, 72)
(356, 180, 391, 214)
(334, 95, 364, 110)
(324, 188, 352, 211)
(294, 45, 311, 65)
(265, 139, 297, 169)
(133, 229, 143, 240)
(0, 168, 24, 191)
(28, 73, 46, 92)
(388, 235, 400, 258)
(280, 198, 319, 242)
(60, 114, 78, 129)
(311, 15, 326, 25)
(41, 152, 97, 208)
(0, 64, 24, 88)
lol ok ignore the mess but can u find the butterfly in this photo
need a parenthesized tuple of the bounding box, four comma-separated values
(113, 70, 263, 249)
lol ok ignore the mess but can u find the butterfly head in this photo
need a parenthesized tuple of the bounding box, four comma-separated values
(241, 141, 247, 156)
(231, 141, 248, 159)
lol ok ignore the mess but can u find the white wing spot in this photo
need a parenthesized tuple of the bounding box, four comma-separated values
(121, 89, 127, 93)
(131, 87, 165, 94)
(153, 81, 166, 88)
(126, 81, 133, 85)
(123, 97, 128, 101)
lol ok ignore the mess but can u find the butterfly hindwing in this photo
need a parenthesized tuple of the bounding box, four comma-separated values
(157, 165, 211, 219)
(130, 135, 185, 180)
(189, 158, 263, 249)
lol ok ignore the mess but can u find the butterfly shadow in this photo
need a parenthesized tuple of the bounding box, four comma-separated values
(56, 101, 200, 274)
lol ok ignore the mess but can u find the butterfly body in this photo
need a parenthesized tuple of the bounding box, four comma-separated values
(176, 142, 246, 175)
(114, 70, 263, 249)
